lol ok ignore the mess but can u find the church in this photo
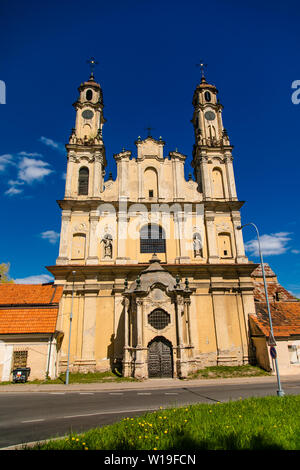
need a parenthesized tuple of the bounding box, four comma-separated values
(46, 66, 258, 379)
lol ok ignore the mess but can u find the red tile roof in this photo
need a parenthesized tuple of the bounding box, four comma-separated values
(250, 302, 300, 338)
(0, 284, 63, 334)
(0, 284, 63, 305)
(0, 308, 59, 334)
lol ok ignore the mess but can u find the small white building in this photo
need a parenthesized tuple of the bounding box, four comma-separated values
(0, 283, 63, 381)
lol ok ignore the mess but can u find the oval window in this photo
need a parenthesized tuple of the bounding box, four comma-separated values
(204, 91, 211, 102)
(86, 89, 93, 101)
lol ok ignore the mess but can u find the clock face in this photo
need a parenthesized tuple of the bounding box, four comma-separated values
(204, 110, 215, 121)
(82, 109, 94, 119)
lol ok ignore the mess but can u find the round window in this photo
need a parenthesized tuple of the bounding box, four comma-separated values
(148, 309, 170, 330)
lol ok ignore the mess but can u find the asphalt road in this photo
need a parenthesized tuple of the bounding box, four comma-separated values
(1, 378, 300, 449)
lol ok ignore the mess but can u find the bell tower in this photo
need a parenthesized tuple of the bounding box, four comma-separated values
(191, 65, 237, 201)
(64, 59, 107, 199)
(191, 64, 247, 264)
(56, 60, 107, 266)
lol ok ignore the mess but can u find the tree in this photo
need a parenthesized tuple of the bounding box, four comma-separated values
(0, 263, 14, 283)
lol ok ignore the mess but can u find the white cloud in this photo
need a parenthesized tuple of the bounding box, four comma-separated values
(291, 249, 300, 254)
(39, 136, 65, 153)
(14, 274, 54, 284)
(17, 156, 53, 184)
(245, 232, 292, 256)
(4, 186, 23, 196)
(4, 179, 25, 196)
(18, 151, 43, 158)
(40, 230, 60, 244)
(0, 154, 14, 172)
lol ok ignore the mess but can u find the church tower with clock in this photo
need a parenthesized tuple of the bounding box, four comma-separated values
(48, 63, 257, 379)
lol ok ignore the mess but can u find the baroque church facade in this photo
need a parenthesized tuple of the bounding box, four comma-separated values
(47, 69, 257, 379)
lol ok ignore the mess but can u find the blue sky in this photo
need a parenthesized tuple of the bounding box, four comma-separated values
(0, 0, 299, 295)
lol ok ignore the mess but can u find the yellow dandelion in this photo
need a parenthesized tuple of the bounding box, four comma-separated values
(76, 438, 79, 442)
(164, 430, 168, 434)
(163, 416, 167, 419)
(82, 442, 86, 446)
(153, 448, 157, 450)
(84, 447, 88, 450)
(156, 436, 159, 440)
(71, 437, 75, 441)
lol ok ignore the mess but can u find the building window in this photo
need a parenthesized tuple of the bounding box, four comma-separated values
(204, 91, 211, 102)
(140, 224, 166, 253)
(148, 309, 170, 330)
(13, 350, 28, 369)
(86, 89, 93, 101)
(78, 167, 89, 195)
(149, 190, 154, 198)
(218, 232, 233, 258)
(71, 233, 86, 259)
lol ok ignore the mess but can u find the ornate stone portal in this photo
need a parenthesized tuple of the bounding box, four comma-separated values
(122, 255, 194, 379)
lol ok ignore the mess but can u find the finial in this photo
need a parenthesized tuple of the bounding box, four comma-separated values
(175, 274, 180, 289)
(124, 277, 128, 290)
(86, 57, 98, 80)
(196, 60, 207, 82)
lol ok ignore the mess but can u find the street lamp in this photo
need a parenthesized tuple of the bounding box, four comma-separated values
(237, 223, 285, 397)
(65, 270, 76, 385)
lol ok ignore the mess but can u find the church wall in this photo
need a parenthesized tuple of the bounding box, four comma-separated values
(95, 291, 115, 371)
(191, 293, 217, 361)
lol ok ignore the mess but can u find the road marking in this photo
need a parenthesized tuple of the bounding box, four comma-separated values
(109, 392, 124, 395)
(137, 392, 151, 395)
(79, 393, 94, 395)
(165, 392, 178, 395)
(21, 419, 45, 423)
(50, 392, 65, 395)
(63, 407, 158, 419)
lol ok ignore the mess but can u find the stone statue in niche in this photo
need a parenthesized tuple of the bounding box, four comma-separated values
(193, 233, 202, 258)
(102, 234, 113, 259)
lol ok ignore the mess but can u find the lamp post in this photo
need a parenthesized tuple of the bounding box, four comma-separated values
(65, 270, 76, 385)
(237, 223, 284, 397)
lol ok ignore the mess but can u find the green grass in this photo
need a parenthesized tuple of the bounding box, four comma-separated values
(0, 371, 139, 386)
(186, 364, 270, 380)
(27, 395, 300, 450)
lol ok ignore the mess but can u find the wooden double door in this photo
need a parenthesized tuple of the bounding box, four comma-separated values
(148, 337, 173, 378)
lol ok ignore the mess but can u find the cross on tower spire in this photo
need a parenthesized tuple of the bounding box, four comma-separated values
(145, 126, 154, 137)
(196, 60, 207, 82)
(86, 57, 98, 80)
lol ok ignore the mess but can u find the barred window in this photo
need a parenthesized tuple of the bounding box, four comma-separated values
(78, 167, 89, 195)
(140, 224, 166, 253)
(13, 350, 28, 369)
(148, 309, 170, 330)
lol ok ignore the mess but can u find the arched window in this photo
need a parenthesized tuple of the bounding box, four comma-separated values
(204, 91, 211, 102)
(71, 233, 86, 259)
(144, 167, 158, 199)
(218, 232, 232, 258)
(212, 168, 225, 198)
(86, 89, 93, 101)
(78, 167, 89, 195)
(140, 224, 166, 253)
